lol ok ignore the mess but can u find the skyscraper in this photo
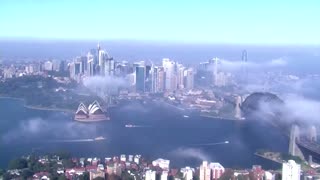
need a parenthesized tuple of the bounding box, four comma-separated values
(135, 66, 145, 92)
(87, 52, 95, 76)
(185, 68, 194, 90)
(177, 66, 185, 89)
(98, 50, 106, 75)
(212, 57, 219, 86)
(163, 58, 176, 91)
(105, 57, 115, 76)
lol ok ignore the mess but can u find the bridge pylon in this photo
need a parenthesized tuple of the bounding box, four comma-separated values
(289, 125, 305, 160)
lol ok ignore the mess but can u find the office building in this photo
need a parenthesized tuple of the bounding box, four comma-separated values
(282, 160, 301, 180)
(184, 68, 194, 89)
(177, 67, 185, 89)
(163, 58, 177, 91)
(87, 52, 95, 76)
(135, 66, 145, 92)
(105, 57, 115, 76)
(98, 50, 107, 75)
(43, 61, 53, 71)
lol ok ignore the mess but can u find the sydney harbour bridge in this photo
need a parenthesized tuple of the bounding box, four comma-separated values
(241, 92, 320, 163)
(289, 125, 320, 163)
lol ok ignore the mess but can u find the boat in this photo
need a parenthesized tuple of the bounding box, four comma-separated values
(125, 124, 135, 128)
(183, 115, 189, 118)
(94, 136, 105, 141)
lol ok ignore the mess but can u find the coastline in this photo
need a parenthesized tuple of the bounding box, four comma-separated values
(254, 152, 282, 164)
(0, 96, 74, 113)
(74, 118, 110, 123)
(200, 113, 243, 121)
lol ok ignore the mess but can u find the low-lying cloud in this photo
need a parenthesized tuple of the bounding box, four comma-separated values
(253, 94, 320, 126)
(82, 76, 127, 96)
(170, 148, 211, 161)
(2, 117, 98, 143)
(215, 57, 288, 72)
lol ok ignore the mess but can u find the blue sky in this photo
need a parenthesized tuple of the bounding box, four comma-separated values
(0, 0, 320, 44)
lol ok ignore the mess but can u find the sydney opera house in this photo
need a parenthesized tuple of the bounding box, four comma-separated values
(74, 101, 110, 122)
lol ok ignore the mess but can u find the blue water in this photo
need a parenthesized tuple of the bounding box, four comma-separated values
(0, 98, 287, 169)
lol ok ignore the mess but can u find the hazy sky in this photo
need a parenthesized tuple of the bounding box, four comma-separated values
(1, 0, 320, 44)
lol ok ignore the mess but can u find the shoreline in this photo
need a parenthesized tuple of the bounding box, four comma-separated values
(254, 152, 282, 164)
(74, 119, 110, 123)
(0, 96, 74, 113)
(200, 113, 244, 121)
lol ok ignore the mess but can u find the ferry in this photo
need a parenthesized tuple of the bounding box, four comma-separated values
(183, 115, 190, 118)
(94, 136, 106, 141)
(125, 124, 135, 128)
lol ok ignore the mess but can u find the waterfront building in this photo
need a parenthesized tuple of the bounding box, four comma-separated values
(282, 160, 301, 180)
(145, 170, 156, 180)
(152, 158, 170, 170)
(135, 66, 145, 92)
(74, 101, 109, 122)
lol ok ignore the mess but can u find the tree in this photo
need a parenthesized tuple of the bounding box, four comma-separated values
(0, 169, 4, 176)
(219, 169, 234, 180)
(21, 169, 34, 179)
(58, 175, 68, 180)
(79, 172, 90, 180)
(93, 177, 105, 180)
(8, 158, 28, 169)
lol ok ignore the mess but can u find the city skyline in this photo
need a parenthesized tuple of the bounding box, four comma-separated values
(1, 0, 320, 44)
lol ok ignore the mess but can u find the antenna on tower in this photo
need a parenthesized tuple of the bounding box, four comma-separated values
(97, 42, 101, 52)
(241, 50, 248, 84)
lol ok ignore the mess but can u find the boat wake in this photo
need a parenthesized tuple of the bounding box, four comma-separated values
(125, 124, 151, 128)
(188, 141, 229, 146)
(48, 136, 106, 143)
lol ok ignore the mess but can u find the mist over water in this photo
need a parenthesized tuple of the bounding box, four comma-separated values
(0, 98, 286, 169)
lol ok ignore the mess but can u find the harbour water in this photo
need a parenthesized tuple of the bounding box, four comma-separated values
(0, 98, 287, 169)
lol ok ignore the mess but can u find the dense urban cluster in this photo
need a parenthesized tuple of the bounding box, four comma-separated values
(1, 152, 318, 180)
(0, 44, 250, 119)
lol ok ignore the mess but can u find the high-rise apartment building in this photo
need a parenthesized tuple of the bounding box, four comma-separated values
(282, 160, 301, 180)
